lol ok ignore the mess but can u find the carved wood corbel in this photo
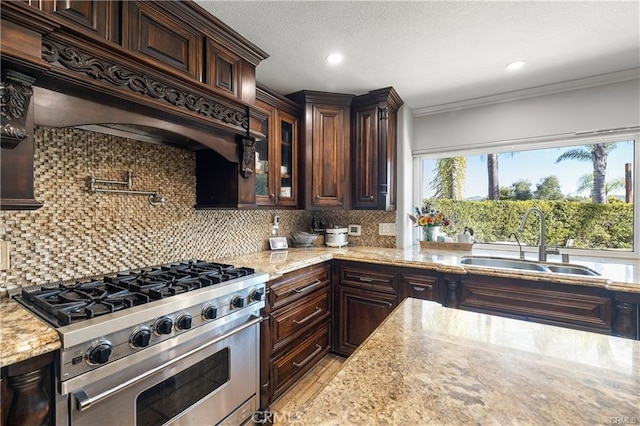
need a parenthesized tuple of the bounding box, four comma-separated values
(239, 136, 256, 179)
(0, 70, 36, 149)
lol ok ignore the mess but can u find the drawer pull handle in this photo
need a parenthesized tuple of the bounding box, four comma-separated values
(412, 285, 432, 291)
(292, 307, 322, 325)
(292, 279, 323, 294)
(293, 344, 323, 368)
(358, 277, 374, 283)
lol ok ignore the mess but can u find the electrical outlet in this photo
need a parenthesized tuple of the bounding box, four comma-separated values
(378, 223, 396, 236)
(0, 241, 9, 271)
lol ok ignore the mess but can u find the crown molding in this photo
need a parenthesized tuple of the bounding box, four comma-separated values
(413, 68, 640, 117)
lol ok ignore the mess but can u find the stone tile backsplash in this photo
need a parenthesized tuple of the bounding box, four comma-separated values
(0, 127, 395, 295)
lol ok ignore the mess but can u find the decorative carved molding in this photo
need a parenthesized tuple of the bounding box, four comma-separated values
(239, 137, 256, 178)
(613, 301, 636, 339)
(378, 106, 389, 121)
(42, 39, 249, 130)
(445, 279, 459, 308)
(1, 70, 35, 149)
(7, 366, 50, 426)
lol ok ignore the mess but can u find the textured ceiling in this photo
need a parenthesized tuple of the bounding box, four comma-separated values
(196, 1, 640, 111)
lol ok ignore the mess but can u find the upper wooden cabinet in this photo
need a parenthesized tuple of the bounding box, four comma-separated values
(351, 87, 403, 210)
(1, 0, 269, 210)
(254, 85, 300, 208)
(287, 91, 354, 210)
(32, 0, 121, 42)
(122, 1, 203, 80)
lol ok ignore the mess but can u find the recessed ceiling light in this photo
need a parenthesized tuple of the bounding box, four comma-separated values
(506, 60, 526, 71)
(326, 53, 343, 65)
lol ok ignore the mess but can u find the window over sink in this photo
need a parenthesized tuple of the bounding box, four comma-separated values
(414, 135, 637, 257)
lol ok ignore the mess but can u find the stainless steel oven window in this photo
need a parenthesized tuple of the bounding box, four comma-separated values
(136, 347, 230, 425)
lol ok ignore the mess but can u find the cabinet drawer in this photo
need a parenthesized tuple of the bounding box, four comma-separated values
(460, 276, 612, 332)
(336, 263, 397, 294)
(401, 273, 439, 302)
(271, 286, 330, 353)
(269, 263, 330, 310)
(271, 322, 330, 400)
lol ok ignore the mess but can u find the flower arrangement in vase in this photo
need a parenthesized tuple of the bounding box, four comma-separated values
(409, 206, 450, 242)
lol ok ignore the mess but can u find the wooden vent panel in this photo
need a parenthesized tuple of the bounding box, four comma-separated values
(126, 2, 202, 79)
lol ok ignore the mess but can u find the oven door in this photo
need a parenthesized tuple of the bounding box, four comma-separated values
(64, 316, 260, 426)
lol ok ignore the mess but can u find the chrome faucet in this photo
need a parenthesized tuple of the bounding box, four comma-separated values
(518, 207, 559, 261)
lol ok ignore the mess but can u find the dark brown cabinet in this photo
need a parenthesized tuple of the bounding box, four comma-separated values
(400, 272, 440, 302)
(332, 261, 399, 357)
(1, 352, 54, 426)
(260, 263, 331, 410)
(351, 87, 403, 210)
(1, 0, 268, 211)
(38, 0, 121, 42)
(123, 1, 203, 80)
(334, 286, 397, 357)
(253, 85, 300, 208)
(287, 91, 354, 209)
(455, 274, 613, 334)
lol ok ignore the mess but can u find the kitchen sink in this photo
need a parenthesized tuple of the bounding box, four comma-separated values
(459, 256, 600, 276)
(459, 256, 548, 272)
(545, 264, 600, 276)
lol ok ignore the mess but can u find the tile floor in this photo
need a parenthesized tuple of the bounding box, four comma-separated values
(271, 354, 345, 425)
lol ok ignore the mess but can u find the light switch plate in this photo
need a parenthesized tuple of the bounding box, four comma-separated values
(348, 224, 361, 236)
(0, 241, 9, 271)
(378, 223, 396, 236)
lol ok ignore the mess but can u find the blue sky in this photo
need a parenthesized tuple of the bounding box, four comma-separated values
(423, 141, 634, 199)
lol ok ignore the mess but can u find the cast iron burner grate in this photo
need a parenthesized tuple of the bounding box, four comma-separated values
(16, 260, 256, 326)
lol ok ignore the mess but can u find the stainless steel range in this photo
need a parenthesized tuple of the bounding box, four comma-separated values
(14, 260, 267, 426)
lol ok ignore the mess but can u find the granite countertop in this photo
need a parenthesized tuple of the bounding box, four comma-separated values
(296, 298, 640, 425)
(1, 244, 638, 367)
(218, 245, 640, 293)
(0, 297, 61, 368)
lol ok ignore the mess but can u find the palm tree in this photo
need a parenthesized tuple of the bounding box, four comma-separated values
(555, 143, 617, 204)
(576, 174, 625, 200)
(486, 152, 517, 200)
(430, 157, 467, 199)
(487, 153, 499, 200)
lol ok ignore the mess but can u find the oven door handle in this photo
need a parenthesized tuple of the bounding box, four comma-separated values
(74, 315, 262, 412)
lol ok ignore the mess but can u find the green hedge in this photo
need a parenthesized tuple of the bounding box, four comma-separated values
(426, 199, 633, 249)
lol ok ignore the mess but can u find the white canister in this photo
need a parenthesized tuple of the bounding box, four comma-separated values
(325, 227, 349, 247)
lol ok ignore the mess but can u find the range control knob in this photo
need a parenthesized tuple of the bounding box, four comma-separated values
(250, 289, 264, 302)
(155, 317, 173, 335)
(202, 305, 217, 320)
(230, 296, 245, 309)
(87, 342, 113, 365)
(130, 328, 151, 348)
(176, 314, 192, 330)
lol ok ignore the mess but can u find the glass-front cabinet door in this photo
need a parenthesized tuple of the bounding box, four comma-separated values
(254, 97, 298, 207)
(254, 113, 271, 204)
(276, 110, 297, 207)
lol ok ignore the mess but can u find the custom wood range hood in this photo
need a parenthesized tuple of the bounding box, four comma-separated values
(0, 0, 269, 210)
